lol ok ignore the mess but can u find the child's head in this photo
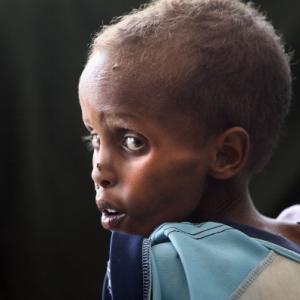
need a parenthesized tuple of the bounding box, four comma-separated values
(79, 0, 292, 236)
(89, 0, 292, 174)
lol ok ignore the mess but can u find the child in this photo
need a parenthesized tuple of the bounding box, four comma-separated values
(78, 0, 300, 299)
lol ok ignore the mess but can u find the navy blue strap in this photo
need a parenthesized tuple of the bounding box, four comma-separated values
(102, 274, 111, 300)
(102, 231, 144, 300)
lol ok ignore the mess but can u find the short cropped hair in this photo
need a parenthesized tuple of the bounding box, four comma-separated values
(89, 0, 292, 174)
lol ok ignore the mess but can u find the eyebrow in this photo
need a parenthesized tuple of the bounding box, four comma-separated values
(103, 112, 138, 128)
(82, 120, 93, 132)
(83, 111, 139, 132)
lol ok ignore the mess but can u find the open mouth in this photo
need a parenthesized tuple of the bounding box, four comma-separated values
(103, 208, 122, 216)
(101, 208, 126, 230)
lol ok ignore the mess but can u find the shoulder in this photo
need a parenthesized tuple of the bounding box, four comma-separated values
(103, 222, 300, 300)
(149, 222, 300, 300)
(150, 222, 271, 260)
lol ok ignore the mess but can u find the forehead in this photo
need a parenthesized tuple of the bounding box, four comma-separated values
(78, 50, 207, 146)
(79, 51, 181, 120)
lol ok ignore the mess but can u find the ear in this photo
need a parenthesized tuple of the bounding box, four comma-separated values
(208, 127, 250, 180)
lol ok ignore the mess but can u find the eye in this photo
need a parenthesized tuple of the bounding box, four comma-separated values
(82, 133, 100, 151)
(122, 135, 145, 152)
(91, 134, 100, 149)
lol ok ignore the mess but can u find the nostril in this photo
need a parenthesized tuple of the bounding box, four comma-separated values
(100, 179, 111, 188)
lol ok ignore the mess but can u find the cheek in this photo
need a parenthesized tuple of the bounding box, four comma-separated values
(121, 156, 206, 213)
(119, 160, 159, 209)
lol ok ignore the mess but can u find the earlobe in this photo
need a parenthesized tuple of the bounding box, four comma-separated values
(208, 127, 250, 180)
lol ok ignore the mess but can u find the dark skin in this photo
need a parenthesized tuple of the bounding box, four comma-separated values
(79, 51, 300, 243)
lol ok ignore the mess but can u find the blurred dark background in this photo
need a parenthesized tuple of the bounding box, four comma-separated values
(1, 0, 299, 299)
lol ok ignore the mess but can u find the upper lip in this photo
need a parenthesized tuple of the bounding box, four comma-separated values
(96, 198, 124, 214)
(95, 186, 124, 214)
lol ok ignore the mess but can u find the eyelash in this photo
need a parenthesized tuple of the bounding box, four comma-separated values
(82, 134, 99, 152)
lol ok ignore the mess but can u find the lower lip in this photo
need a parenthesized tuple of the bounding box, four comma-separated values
(101, 212, 126, 231)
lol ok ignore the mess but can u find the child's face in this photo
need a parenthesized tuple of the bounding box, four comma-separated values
(79, 51, 215, 236)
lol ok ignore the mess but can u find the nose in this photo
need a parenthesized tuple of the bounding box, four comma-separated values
(91, 150, 116, 188)
(92, 163, 113, 188)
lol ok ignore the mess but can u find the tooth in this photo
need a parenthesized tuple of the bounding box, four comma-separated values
(107, 208, 117, 213)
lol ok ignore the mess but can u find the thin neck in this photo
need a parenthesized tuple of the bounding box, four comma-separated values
(190, 176, 266, 228)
